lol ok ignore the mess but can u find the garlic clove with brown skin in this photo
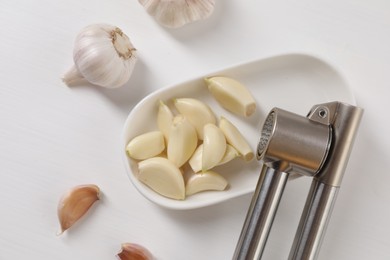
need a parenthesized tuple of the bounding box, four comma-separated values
(117, 243, 153, 260)
(139, 0, 216, 28)
(63, 24, 137, 88)
(57, 184, 100, 234)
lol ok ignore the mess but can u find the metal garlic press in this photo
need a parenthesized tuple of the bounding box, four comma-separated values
(233, 101, 363, 260)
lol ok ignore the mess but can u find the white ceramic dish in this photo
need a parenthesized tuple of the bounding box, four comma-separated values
(122, 53, 355, 210)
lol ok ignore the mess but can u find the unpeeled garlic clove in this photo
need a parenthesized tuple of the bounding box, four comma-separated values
(57, 184, 100, 234)
(167, 115, 198, 168)
(117, 243, 153, 260)
(202, 123, 226, 171)
(185, 170, 228, 196)
(63, 24, 137, 88)
(174, 98, 216, 140)
(219, 117, 254, 161)
(205, 76, 256, 117)
(126, 131, 165, 160)
(138, 0, 215, 28)
(138, 157, 185, 200)
(157, 100, 174, 141)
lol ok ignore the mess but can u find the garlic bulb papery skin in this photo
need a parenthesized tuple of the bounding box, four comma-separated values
(139, 0, 216, 28)
(63, 24, 137, 88)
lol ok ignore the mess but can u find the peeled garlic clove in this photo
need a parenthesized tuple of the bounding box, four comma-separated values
(189, 144, 238, 173)
(174, 98, 216, 140)
(202, 123, 226, 171)
(126, 131, 165, 160)
(117, 243, 153, 260)
(205, 76, 256, 117)
(139, 0, 215, 28)
(219, 117, 254, 161)
(167, 115, 198, 167)
(57, 184, 100, 234)
(218, 144, 239, 165)
(157, 100, 174, 141)
(63, 24, 137, 88)
(188, 144, 203, 173)
(185, 170, 228, 196)
(138, 157, 185, 200)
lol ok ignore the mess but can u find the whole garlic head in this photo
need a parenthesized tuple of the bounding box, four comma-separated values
(63, 24, 137, 88)
(139, 0, 215, 28)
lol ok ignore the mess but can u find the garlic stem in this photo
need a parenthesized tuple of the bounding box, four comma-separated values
(62, 65, 86, 86)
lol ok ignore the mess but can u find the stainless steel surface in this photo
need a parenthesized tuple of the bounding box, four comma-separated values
(288, 180, 339, 260)
(311, 102, 364, 186)
(233, 166, 289, 260)
(288, 102, 363, 259)
(235, 102, 363, 260)
(256, 108, 331, 176)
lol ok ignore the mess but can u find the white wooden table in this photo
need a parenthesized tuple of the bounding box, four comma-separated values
(1, 0, 389, 259)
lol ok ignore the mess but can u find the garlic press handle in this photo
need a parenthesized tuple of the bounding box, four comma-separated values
(233, 165, 289, 260)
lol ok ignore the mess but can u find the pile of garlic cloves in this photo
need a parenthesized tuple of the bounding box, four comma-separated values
(138, 0, 216, 28)
(126, 76, 256, 200)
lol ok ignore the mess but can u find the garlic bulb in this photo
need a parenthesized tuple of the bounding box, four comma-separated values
(139, 0, 216, 28)
(63, 24, 137, 88)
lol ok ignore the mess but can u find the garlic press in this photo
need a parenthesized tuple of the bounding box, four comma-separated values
(233, 101, 363, 260)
